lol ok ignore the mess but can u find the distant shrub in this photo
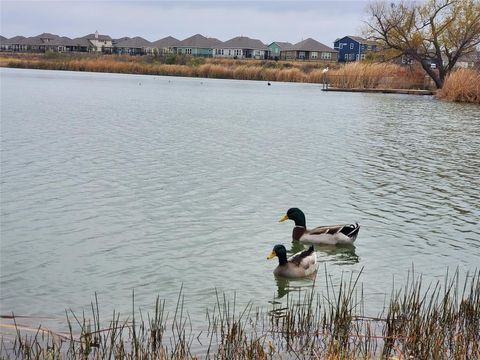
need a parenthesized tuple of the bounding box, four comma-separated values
(189, 57, 205, 67)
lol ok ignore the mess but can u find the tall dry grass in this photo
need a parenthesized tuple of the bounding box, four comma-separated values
(436, 68, 480, 104)
(0, 53, 442, 92)
(329, 62, 428, 90)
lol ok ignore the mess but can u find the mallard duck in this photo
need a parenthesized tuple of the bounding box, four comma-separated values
(267, 244, 317, 278)
(279, 208, 360, 245)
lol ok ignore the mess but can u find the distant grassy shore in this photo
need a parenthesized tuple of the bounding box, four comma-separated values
(1, 268, 479, 359)
(1, 52, 479, 104)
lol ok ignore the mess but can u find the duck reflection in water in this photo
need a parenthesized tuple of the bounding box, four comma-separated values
(289, 241, 359, 265)
(314, 243, 359, 265)
(275, 272, 317, 298)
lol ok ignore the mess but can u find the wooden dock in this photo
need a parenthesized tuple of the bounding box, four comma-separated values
(322, 87, 435, 95)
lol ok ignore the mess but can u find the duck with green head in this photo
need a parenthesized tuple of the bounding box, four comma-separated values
(267, 244, 317, 278)
(279, 208, 360, 245)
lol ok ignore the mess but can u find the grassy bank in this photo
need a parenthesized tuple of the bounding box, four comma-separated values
(328, 62, 431, 90)
(2, 268, 479, 359)
(436, 68, 480, 104)
(0, 52, 429, 89)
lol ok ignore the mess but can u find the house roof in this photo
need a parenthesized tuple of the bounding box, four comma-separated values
(58, 37, 78, 46)
(0, 35, 7, 42)
(72, 37, 93, 47)
(291, 38, 337, 52)
(113, 37, 131, 45)
(20, 33, 62, 46)
(82, 33, 112, 41)
(335, 35, 377, 46)
(269, 41, 294, 50)
(151, 36, 182, 48)
(222, 36, 268, 50)
(179, 34, 223, 48)
(33, 32, 60, 39)
(114, 36, 152, 48)
(3, 35, 26, 44)
(350, 36, 378, 46)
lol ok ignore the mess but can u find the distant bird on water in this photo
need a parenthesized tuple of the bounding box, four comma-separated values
(267, 82, 271, 86)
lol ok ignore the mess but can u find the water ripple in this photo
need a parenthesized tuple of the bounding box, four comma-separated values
(1, 69, 479, 326)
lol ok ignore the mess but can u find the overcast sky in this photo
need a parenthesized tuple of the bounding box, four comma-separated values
(1, 1, 372, 46)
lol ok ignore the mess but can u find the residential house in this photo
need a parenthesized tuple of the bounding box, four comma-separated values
(114, 36, 154, 55)
(82, 31, 113, 53)
(282, 38, 338, 62)
(176, 34, 223, 57)
(268, 41, 293, 60)
(71, 37, 93, 52)
(10, 36, 28, 52)
(0, 35, 7, 51)
(215, 36, 268, 59)
(12, 33, 62, 52)
(334, 36, 378, 62)
(151, 36, 182, 55)
(453, 52, 478, 69)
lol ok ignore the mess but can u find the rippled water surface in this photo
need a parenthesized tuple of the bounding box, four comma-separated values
(1, 68, 479, 331)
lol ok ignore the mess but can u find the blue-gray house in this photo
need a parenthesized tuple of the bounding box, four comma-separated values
(333, 36, 378, 62)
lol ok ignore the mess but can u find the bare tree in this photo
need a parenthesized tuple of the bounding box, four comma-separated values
(365, 0, 480, 88)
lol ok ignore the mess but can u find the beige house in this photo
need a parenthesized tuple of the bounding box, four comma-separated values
(83, 31, 113, 52)
(214, 36, 268, 59)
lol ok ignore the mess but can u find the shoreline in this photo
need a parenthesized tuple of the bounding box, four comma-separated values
(2, 53, 478, 103)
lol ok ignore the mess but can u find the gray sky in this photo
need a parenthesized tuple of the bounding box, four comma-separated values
(1, 1, 371, 46)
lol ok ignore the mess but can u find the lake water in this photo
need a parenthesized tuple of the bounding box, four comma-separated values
(1, 68, 479, 334)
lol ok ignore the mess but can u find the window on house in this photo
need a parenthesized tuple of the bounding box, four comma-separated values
(361, 54, 366, 60)
(345, 54, 349, 60)
(186, 48, 192, 54)
(321, 52, 331, 60)
(350, 43, 354, 49)
(299, 51, 305, 59)
(311, 51, 318, 59)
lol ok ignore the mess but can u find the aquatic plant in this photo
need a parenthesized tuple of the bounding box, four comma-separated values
(1, 267, 478, 359)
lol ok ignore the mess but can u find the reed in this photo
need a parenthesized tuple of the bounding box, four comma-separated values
(2, 53, 424, 88)
(329, 62, 428, 90)
(2, 267, 478, 359)
(436, 68, 480, 104)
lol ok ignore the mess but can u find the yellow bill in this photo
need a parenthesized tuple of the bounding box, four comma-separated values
(278, 214, 289, 223)
(267, 250, 277, 259)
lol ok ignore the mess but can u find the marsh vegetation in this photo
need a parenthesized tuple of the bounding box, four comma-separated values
(2, 268, 479, 359)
